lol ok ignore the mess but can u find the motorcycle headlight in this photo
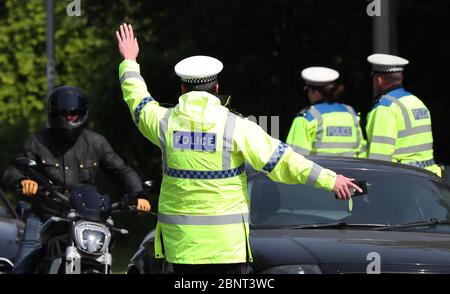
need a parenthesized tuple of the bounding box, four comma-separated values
(73, 222, 111, 254)
(259, 264, 322, 274)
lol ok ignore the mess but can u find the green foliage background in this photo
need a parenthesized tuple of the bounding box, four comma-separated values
(0, 0, 112, 171)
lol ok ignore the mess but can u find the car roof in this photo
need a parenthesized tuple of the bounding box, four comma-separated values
(246, 156, 442, 182)
(304, 156, 441, 180)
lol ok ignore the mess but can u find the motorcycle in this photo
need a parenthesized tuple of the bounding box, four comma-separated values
(14, 157, 154, 274)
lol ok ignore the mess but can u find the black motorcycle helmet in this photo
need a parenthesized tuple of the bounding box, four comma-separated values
(47, 86, 89, 142)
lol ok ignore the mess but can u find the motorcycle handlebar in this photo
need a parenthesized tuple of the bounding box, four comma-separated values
(15, 183, 69, 205)
(110, 201, 157, 216)
(111, 202, 121, 211)
(16, 159, 156, 214)
(111, 201, 136, 213)
(53, 190, 69, 203)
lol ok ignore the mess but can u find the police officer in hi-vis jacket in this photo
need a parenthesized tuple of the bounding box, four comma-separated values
(366, 54, 440, 176)
(115, 23, 361, 274)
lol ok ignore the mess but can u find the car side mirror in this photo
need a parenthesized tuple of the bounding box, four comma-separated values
(0, 258, 14, 273)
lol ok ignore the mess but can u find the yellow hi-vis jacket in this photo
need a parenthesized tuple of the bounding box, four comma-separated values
(286, 102, 366, 157)
(366, 87, 441, 176)
(119, 59, 337, 264)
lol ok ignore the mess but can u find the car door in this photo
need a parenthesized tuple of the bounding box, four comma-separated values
(0, 189, 25, 271)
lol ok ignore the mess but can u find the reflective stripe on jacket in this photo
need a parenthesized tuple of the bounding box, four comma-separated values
(366, 87, 441, 176)
(286, 103, 367, 157)
(119, 59, 337, 264)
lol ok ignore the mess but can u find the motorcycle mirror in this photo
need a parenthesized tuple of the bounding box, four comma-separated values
(14, 157, 37, 167)
(144, 180, 154, 189)
(0, 258, 14, 272)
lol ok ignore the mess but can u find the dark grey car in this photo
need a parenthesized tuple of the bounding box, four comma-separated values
(127, 157, 450, 274)
(0, 189, 24, 273)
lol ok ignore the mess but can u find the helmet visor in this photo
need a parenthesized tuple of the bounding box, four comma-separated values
(49, 90, 88, 115)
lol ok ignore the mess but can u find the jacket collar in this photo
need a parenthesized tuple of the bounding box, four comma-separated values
(374, 85, 404, 101)
(175, 91, 223, 124)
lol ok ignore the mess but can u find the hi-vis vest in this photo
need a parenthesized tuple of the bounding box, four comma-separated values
(119, 59, 337, 264)
(286, 103, 366, 157)
(366, 87, 441, 176)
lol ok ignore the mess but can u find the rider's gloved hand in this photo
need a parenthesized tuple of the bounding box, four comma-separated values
(137, 198, 151, 212)
(21, 179, 39, 197)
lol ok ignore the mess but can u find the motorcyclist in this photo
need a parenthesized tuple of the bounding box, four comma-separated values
(2, 86, 150, 274)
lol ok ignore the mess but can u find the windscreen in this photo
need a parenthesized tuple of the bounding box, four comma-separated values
(249, 170, 450, 231)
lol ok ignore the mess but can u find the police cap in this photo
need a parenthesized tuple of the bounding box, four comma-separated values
(367, 53, 409, 73)
(174, 55, 223, 84)
(301, 67, 340, 86)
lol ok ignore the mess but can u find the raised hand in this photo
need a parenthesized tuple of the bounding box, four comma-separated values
(116, 23, 139, 62)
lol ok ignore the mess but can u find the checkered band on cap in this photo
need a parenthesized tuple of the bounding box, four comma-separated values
(181, 75, 218, 84)
(368, 54, 409, 73)
(372, 65, 405, 73)
(175, 55, 223, 85)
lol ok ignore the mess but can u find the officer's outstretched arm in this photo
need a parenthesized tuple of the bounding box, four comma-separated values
(234, 117, 336, 192)
(116, 23, 166, 147)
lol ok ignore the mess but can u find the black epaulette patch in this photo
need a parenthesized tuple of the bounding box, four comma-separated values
(230, 109, 244, 117)
(296, 107, 310, 117)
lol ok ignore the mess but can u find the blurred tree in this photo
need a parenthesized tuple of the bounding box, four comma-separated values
(0, 0, 111, 171)
(0, 1, 46, 128)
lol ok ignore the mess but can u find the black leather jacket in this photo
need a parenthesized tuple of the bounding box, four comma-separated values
(2, 128, 143, 218)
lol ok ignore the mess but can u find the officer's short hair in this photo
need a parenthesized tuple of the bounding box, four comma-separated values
(182, 80, 218, 94)
(381, 72, 403, 85)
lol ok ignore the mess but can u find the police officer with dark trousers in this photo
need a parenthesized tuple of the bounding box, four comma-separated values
(366, 54, 441, 176)
(287, 67, 366, 157)
(116, 23, 361, 274)
(2, 86, 151, 274)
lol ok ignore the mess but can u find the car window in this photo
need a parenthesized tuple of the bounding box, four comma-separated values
(248, 170, 450, 229)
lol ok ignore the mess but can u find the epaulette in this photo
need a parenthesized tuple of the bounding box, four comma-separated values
(230, 108, 244, 117)
(296, 106, 311, 117)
